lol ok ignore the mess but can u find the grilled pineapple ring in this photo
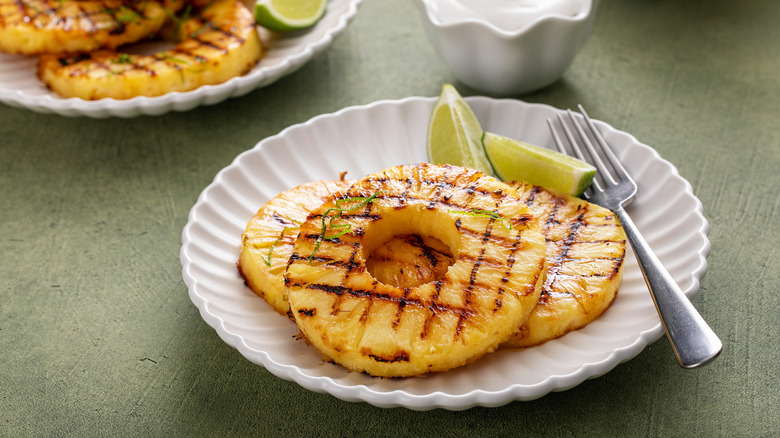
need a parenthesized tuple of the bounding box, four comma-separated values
(285, 163, 548, 377)
(502, 182, 627, 349)
(0, 0, 182, 55)
(238, 178, 455, 317)
(238, 179, 355, 317)
(37, 0, 263, 100)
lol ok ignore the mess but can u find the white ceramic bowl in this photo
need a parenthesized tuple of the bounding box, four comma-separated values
(413, 0, 598, 95)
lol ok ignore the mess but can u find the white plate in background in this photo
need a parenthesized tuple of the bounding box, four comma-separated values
(0, 0, 361, 118)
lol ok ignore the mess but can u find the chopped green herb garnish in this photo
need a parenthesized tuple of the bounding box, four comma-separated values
(261, 224, 299, 266)
(189, 22, 212, 39)
(111, 53, 132, 64)
(115, 6, 141, 24)
(164, 3, 192, 40)
(158, 53, 188, 64)
(309, 192, 382, 262)
(450, 209, 512, 230)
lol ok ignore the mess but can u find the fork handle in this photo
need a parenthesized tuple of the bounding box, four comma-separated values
(616, 207, 723, 368)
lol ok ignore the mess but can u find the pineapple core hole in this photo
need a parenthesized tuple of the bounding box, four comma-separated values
(362, 206, 459, 288)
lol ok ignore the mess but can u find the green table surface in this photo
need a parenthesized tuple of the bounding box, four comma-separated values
(2, 0, 779, 436)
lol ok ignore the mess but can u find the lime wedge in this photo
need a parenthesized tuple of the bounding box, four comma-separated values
(483, 131, 596, 196)
(254, 0, 327, 32)
(427, 84, 495, 176)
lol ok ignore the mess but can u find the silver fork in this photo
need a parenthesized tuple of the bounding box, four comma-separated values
(548, 105, 722, 368)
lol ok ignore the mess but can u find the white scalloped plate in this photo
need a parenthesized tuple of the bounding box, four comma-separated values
(0, 0, 361, 118)
(180, 97, 710, 410)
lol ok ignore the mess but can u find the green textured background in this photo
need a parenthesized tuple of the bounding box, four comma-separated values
(2, 0, 779, 436)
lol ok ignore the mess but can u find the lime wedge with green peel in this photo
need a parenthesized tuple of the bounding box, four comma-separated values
(483, 132, 597, 196)
(255, 0, 328, 32)
(427, 84, 495, 176)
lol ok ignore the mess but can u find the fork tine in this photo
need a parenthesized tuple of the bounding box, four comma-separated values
(550, 111, 608, 193)
(548, 113, 601, 197)
(564, 109, 618, 187)
(576, 105, 635, 185)
(552, 113, 581, 159)
(546, 118, 568, 155)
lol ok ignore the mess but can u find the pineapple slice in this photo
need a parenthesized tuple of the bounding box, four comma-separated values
(285, 163, 547, 377)
(502, 182, 627, 349)
(0, 0, 182, 55)
(37, 0, 263, 99)
(240, 181, 458, 318)
(238, 179, 355, 317)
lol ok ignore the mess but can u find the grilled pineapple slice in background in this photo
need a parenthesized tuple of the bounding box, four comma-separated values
(502, 182, 627, 349)
(239, 179, 355, 317)
(285, 163, 547, 377)
(0, 0, 182, 55)
(37, 0, 263, 99)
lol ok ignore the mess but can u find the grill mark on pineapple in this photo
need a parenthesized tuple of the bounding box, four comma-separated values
(330, 293, 346, 316)
(408, 234, 444, 267)
(297, 308, 316, 317)
(359, 293, 372, 323)
(522, 184, 543, 206)
(13, 0, 45, 25)
(288, 252, 332, 265)
(539, 289, 574, 303)
(57, 52, 91, 67)
(365, 350, 410, 364)
(270, 211, 294, 226)
(299, 282, 480, 323)
(345, 240, 362, 272)
(306, 211, 380, 222)
(55, 52, 161, 79)
(455, 245, 486, 336)
(457, 223, 532, 251)
(545, 198, 567, 228)
(535, 198, 628, 296)
(420, 309, 435, 340)
(457, 250, 511, 269)
(193, 35, 230, 54)
(347, 175, 518, 208)
(542, 208, 585, 294)
(494, 223, 530, 309)
(598, 242, 627, 279)
(427, 176, 448, 209)
(11, 0, 37, 24)
(392, 290, 410, 328)
(76, 3, 98, 33)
